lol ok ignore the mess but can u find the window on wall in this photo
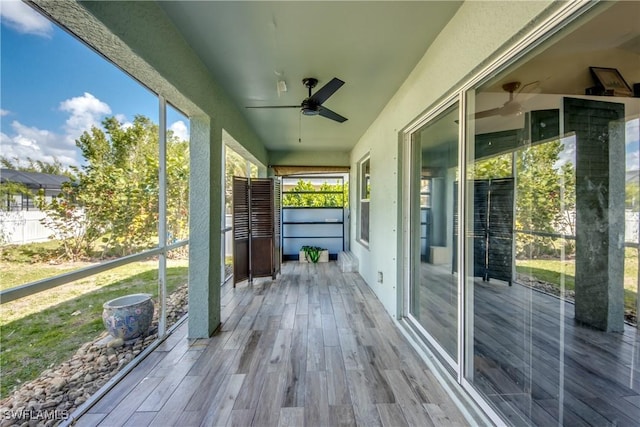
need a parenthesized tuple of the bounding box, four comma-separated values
(462, 2, 640, 425)
(358, 155, 370, 244)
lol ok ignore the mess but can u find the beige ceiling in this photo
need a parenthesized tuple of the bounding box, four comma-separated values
(158, 1, 462, 153)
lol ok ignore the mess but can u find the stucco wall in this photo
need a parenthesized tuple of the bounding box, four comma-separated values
(349, 1, 555, 316)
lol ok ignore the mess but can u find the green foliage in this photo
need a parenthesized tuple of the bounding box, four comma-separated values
(36, 184, 99, 261)
(301, 245, 325, 263)
(627, 181, 640, 212)
(515, 141, 576, 258)
(472, 142, 576, 258)
(0, 182, 31, 242)
(36, 116, 190, 260)
(0, 155, 72, 177)
(283, 179, 348, 207)
(0, 241, 61, 269)
(167, 138, 190, 244)
(470, 154, 512, 180)
(225, 147, 249, 214)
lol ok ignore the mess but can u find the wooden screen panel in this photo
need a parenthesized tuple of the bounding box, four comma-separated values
(473, 180, 490, 280)
(487, 178, 514, 284)
(233, 177, 249, 285)
(273, 179, 281, 278)
(250, 178, 274, 278)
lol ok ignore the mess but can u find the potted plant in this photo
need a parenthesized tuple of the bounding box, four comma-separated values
(300, 245, 329, 263)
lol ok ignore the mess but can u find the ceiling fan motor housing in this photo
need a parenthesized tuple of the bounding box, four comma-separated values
(301, 98, 320, 115)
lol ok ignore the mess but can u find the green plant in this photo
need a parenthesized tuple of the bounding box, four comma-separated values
(301, 245, 325, 263)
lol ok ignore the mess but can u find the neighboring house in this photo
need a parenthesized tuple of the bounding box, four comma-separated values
(0, 169, 69, 244)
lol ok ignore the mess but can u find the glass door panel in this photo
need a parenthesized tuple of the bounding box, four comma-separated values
(409, 103, 460, 364)
(463, 4, 640, 424)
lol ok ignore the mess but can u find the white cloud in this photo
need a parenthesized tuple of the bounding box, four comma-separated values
(1, 93, 114, 168)
(59, 92, 111, 146)
(0, 109, 9, 117)
(0, 121, 78, 166)
(115, 114, 133, 130)
(169, 120, 189, 141)
(0, 0, 53, 38)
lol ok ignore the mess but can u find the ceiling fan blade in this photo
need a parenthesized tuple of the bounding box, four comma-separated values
(318, 106, 348, 123)
(246, 105, 300, 109)
(474, 107, 503, 119)
(308, 78, 344, 105)
(474, 100, 522, 119)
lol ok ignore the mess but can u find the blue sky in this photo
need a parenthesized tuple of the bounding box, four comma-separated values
(0, 1, 188, 168)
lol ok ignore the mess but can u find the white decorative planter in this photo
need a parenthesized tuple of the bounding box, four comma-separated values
(102, 293, 154, 341)
(299, 250, 329, 263)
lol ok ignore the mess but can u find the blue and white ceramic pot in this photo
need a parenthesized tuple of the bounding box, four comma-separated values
(102, 293, 154, 341)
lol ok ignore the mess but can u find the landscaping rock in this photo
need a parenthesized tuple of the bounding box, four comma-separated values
(0, 284, 188, 426)
(106, 338, 124, 348)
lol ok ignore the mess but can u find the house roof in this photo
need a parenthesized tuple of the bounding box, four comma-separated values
(0, 169, 70, 190)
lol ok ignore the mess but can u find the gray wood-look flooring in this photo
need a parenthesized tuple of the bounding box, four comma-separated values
(76, 262, 468, 427)
(415, 262, 640, 427)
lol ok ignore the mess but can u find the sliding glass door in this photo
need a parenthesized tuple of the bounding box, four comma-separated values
(408, 103, 460, 366)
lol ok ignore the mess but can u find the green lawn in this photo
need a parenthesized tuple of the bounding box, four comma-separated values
(0, 243, 189, 398)
(516, 253, 638, 317)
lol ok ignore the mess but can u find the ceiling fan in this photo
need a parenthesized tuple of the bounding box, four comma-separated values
(246, 77, 348, 123)
(474, 81, 524, 119)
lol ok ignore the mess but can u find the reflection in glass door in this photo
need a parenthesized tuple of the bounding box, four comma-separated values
(409, 103, 459, 365)
(462, 4, 640, 421)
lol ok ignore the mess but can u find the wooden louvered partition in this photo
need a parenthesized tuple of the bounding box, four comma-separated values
(232, 177, 281, 286)
(452, 178, 514, 284)
(250, 179, 274, 278)
(273, 179, 281, 277)
(487, 178, 514, 284)
(233, 177, 249, 285)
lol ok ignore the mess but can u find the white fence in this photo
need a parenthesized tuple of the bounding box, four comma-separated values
(0, 210, 51, 244)
(5, 210, 635, 249)
(627, 211, 640, 244)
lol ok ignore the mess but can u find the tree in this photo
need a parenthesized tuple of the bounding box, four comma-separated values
(38, 115, 190, 259)
(36, 183, 100, 260)
(225, 148, 250, 214)
(0, 155, 71, 177)
(0, 181, 30, 212)
(166, 137, 190, 243)
(515, 140, 576, 257)
(282, 179, 348, 207)
(472, 141, 576, 257)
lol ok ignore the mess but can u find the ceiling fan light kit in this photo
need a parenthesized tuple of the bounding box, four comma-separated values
(247, 77, 348, 123)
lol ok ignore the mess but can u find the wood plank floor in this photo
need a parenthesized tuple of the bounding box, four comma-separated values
(415, 262, 640, 426)
(76, 262, 468, 427)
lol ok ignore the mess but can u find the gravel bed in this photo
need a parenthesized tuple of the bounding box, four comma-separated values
(0, 284, 188, 427)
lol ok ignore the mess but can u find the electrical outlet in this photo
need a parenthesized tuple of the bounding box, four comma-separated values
(377, 271, 383, 283)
